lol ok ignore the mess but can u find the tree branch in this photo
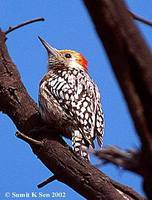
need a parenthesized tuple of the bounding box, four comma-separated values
(129, 11, 152, 27)
(95, 146, 143, 175)
(5, 17, 45, 35)
(0, 30, 144, 200)
(83, 0, 152, 198)
(37, 175, 56, 188)
(16, 131, 43, 147)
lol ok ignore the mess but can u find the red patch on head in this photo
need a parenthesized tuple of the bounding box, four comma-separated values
(59, 50, 88, 71)
(76, 53, 88, 71)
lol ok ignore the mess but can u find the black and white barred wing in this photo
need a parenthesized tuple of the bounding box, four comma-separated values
(94, 84, 104, 147)
(39, 74, 72, 126)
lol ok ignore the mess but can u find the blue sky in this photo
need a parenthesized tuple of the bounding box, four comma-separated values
(0, 1, 151, 199)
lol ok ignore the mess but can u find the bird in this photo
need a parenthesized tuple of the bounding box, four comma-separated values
(38, 36, 104, 161)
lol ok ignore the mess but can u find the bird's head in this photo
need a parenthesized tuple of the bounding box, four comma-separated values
(38, 36, 88, 72)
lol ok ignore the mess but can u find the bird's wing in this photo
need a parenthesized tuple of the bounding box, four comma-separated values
(94, 85, 104, 147)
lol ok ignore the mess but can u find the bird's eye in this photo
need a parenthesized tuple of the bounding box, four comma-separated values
(65, 53, 72, 58)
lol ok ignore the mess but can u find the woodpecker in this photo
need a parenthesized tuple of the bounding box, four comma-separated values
(38, 37, 104, 161)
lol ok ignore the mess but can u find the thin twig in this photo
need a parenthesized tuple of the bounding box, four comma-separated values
(16, 131, 43, 146)
(129, 11, 152, 27)
(5, 17, 45, 35)
(37, 175, 56, 188)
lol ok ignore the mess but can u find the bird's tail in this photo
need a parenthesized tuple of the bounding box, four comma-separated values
(72, 130, 89, 161)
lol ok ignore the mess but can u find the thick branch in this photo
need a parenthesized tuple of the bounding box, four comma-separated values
(83, 0, 152, 198)
(0, 31, 143, 200)
(83, 0, 152, 153)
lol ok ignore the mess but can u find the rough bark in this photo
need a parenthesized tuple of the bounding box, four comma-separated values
(83, 0, 152, 199)
(0, 31, 144, 200)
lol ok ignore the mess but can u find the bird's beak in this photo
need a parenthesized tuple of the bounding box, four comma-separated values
(38, 36, 60, 58)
